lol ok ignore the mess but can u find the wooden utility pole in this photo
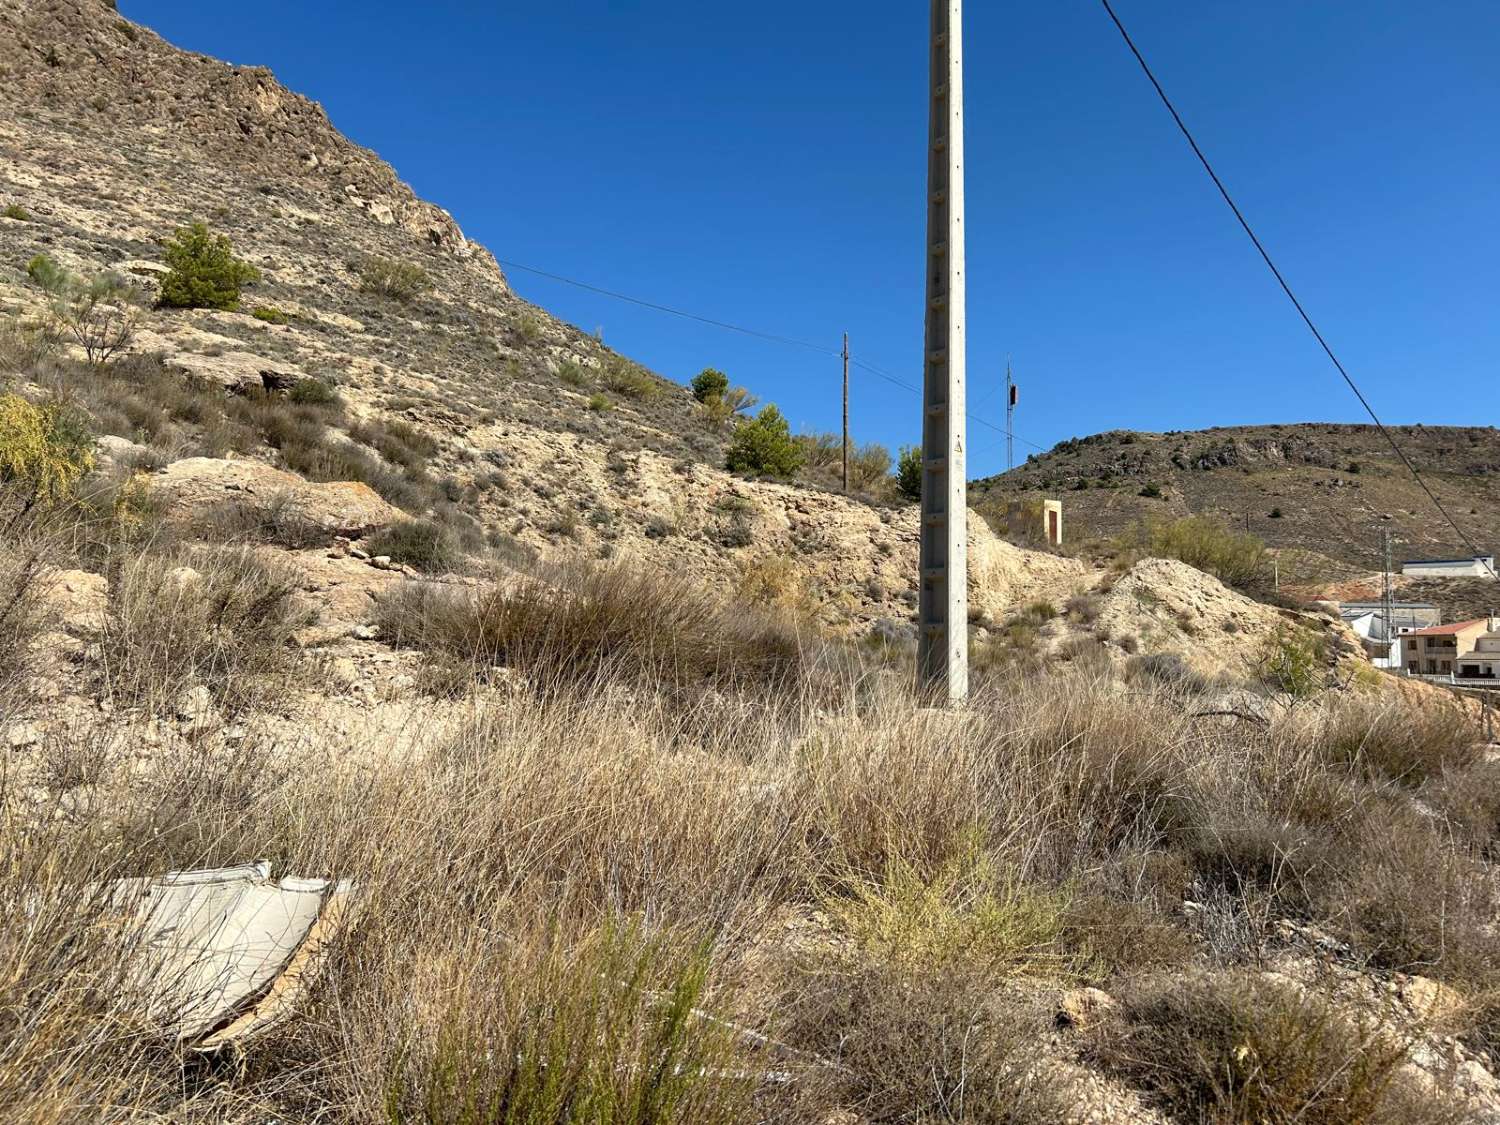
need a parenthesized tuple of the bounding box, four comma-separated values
(1005, 358, 1015, 473)
(842, 332, 850, 493)
(917, 0, 968, 704)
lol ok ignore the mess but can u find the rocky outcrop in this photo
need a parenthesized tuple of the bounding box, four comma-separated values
(150, 458, 399, 539)
(0, 0, 503, 281)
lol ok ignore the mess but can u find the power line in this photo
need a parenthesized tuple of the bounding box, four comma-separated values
(1100, 0, 1497, 580)
(499, 256, 1055, 463)
(496, 258, 836, 357)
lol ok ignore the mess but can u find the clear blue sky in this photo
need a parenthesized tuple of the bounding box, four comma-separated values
(122, 1, 1498, 479)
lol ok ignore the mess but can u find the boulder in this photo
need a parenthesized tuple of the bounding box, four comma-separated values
(45, 569, 109, 636)
(165, 351, 305, 394)
(151, 458, 400, 539)
(1400, 975, 1467, 1029)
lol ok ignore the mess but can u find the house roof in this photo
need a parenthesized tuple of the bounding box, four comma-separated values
(1402, 557, 1494, 566)
(1407, 619, 1490, 636)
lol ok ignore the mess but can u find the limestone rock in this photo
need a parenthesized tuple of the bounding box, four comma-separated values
(1400, 975, 1467, 1029)
(44, 569, 108, 635)
(1058, 987, 1118, 1032)
(151, 458, 400, 539)
(165, 350, 306, 394)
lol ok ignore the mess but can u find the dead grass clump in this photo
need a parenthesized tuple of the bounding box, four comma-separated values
(774, 955, 1073, 1123)
(0, 505, 57, 711)
(1322, 696, 1480, 787)
(1088, 970, 1459, 1123)
(375, 561, 807, 696)
(101, 545, 308, 713)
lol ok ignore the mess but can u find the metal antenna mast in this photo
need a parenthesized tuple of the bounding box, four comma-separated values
(1382, 529, 1396, 668)
(918, 0, 968, 703)
(1005, 358, 1015, 473)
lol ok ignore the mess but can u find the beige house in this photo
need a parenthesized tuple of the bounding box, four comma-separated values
(1404, 618, 1495, 677)
(1457, 628, 1500, 681)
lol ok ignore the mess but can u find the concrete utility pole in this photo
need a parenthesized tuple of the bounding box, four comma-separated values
(918, 0, 968, 704)
(842, 332, 850, 493)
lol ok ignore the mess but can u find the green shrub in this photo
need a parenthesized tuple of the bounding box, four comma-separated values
(1130, 515, 1268, 591)
(1260, 625, 1325, 700)
(896, 444, 923, 502)
(725, 404, 803, 479)
(251, 305, 289, 325)
(601, 358, 658, 400)
(1139, 482, 1163, 499)
(690, 367, 728, 403)
(586, 393, 612, 412)
(158, 223, 260, 310)
(359, 257, 431, 303)
(287, 379, 339, 406)
(364, 518, 463, 573)
(556, 360, 589, 388)
(26, 253, 69, 294)
(0, 394, 94, 508)
(1270, 506, 1284, 518)
(2, 203, 30, 222)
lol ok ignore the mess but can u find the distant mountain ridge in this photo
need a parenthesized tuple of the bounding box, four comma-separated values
(972, 422, 1499, 573)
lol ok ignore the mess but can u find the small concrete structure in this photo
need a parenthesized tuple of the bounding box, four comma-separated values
(1401, 556, 1496, 579)
(1006, 498, 1063, 548)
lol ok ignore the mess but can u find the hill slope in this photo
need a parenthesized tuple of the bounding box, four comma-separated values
(973, 423, 1500, 573)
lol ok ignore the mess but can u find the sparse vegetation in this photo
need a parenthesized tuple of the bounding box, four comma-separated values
(26, 254, 141, 367)
(251, 305, 290, 324)
(2, 203, 30, 221)
(359, 256, 432, 303)
(725, 404, 803, 479)
(601, 357, 659, 400)
(896, 444, 923, 502)
(158, 222, 261, 310)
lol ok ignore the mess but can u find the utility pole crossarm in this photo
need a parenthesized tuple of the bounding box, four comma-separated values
(917, 0, 968, 704)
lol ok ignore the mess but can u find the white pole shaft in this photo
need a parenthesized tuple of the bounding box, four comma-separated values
(917, 0, 968, 703)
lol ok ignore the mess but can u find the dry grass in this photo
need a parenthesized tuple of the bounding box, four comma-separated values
(374, 560, 810, 698)
(2, 534, 1498, 1119)
(99, 544, 309, 714)
(1087, 970, 1466, 1123)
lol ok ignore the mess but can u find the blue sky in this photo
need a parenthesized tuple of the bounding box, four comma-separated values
(123, 1, 1498, 480)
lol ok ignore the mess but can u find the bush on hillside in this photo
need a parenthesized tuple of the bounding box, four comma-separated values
(896, 444, 923, 502)
(0, 394, 94, 509)
(725, 404, 803, 479)
(359, 257, 432, 303)
(158, 223, 260, 310)
(601, 357, 659, 400)
(26, 255, 140, 367)
(2, 203, 30, 221)
(690, 368, 729, 403)
(364, 518, 464, 573)
(1127, 515, 1268, 591)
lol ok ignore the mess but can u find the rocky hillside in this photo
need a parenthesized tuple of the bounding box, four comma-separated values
(973, 424, 1500, 575)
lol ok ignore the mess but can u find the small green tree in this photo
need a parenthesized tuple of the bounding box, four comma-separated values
(725, 404, 803, 479)
(690, 368, 729, 403)
(159, 222, 260, 310)
(896, 445, 923, 502)
(26, 255, 139, 367)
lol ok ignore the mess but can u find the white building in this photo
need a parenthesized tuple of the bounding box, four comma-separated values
(1337, 602, 1440, 670)
(1400, 556, 1497, 580)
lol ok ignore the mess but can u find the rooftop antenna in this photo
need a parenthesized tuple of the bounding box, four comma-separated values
(917, 0, 968, 704)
